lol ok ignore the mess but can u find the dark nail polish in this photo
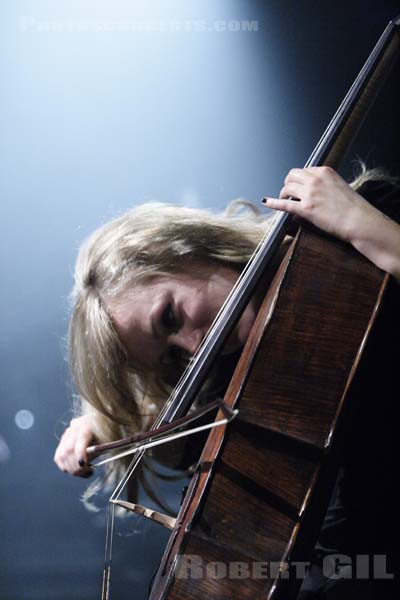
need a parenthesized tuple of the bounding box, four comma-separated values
(78, 459, 86, 468)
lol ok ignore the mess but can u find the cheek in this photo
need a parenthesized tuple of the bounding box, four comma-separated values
(189, 290, 219, 329)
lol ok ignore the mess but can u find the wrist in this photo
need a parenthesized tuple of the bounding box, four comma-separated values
(343, 197, 371, 245)
(349, 205, 400, 280)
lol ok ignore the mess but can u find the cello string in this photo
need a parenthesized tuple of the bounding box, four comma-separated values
(102, 501, 116, 600)
(105, 2, 396, 499)
(165, 11, 392, 403)
(154, 10, 391, 416)
(157, 211, 287, 420)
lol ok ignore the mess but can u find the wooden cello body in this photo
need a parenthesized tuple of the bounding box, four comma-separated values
(149, 223, 398, 600)
(147, 16, 400, 600)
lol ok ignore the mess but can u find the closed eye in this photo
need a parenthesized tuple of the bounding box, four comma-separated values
(161, 302, 179, 332)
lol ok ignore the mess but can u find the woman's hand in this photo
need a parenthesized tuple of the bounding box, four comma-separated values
(263, 166, 400, 282)
(262, 166, 370, 242)
(54, 415, 95, 477)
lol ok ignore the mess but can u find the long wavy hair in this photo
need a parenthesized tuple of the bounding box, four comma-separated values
(69, 198, 276, 505)
(68, 164, 397, 506)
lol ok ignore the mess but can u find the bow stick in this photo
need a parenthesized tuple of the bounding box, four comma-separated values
(87, 400, 238, 466)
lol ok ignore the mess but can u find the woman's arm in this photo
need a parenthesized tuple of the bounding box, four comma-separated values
(262, 166, 400, 282)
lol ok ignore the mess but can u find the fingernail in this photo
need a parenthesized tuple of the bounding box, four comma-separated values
(78, 459, 86, 468)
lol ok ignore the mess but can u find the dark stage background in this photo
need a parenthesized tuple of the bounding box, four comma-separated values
(1, 1, 399, 599)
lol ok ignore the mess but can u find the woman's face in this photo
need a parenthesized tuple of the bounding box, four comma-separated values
(105, 264, 259, 369)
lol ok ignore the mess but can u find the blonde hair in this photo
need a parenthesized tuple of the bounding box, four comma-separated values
(69, 164, 397, 504)
(69, 200, 273, 500)
(349, 162, 399, 190)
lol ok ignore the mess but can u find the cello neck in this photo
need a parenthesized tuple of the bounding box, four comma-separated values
(162, 14, 400, 423)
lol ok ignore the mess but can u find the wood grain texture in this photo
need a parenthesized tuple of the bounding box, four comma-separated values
(237, 229, 385, 448)
(149, 226, 388, 600)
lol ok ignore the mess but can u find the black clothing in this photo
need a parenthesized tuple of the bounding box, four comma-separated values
(299, 179, 400, 599)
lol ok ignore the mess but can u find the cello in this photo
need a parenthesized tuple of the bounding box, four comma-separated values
(89, 14, 400, 599)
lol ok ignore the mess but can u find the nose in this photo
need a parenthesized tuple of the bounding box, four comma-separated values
(169, 327, 204, 357)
